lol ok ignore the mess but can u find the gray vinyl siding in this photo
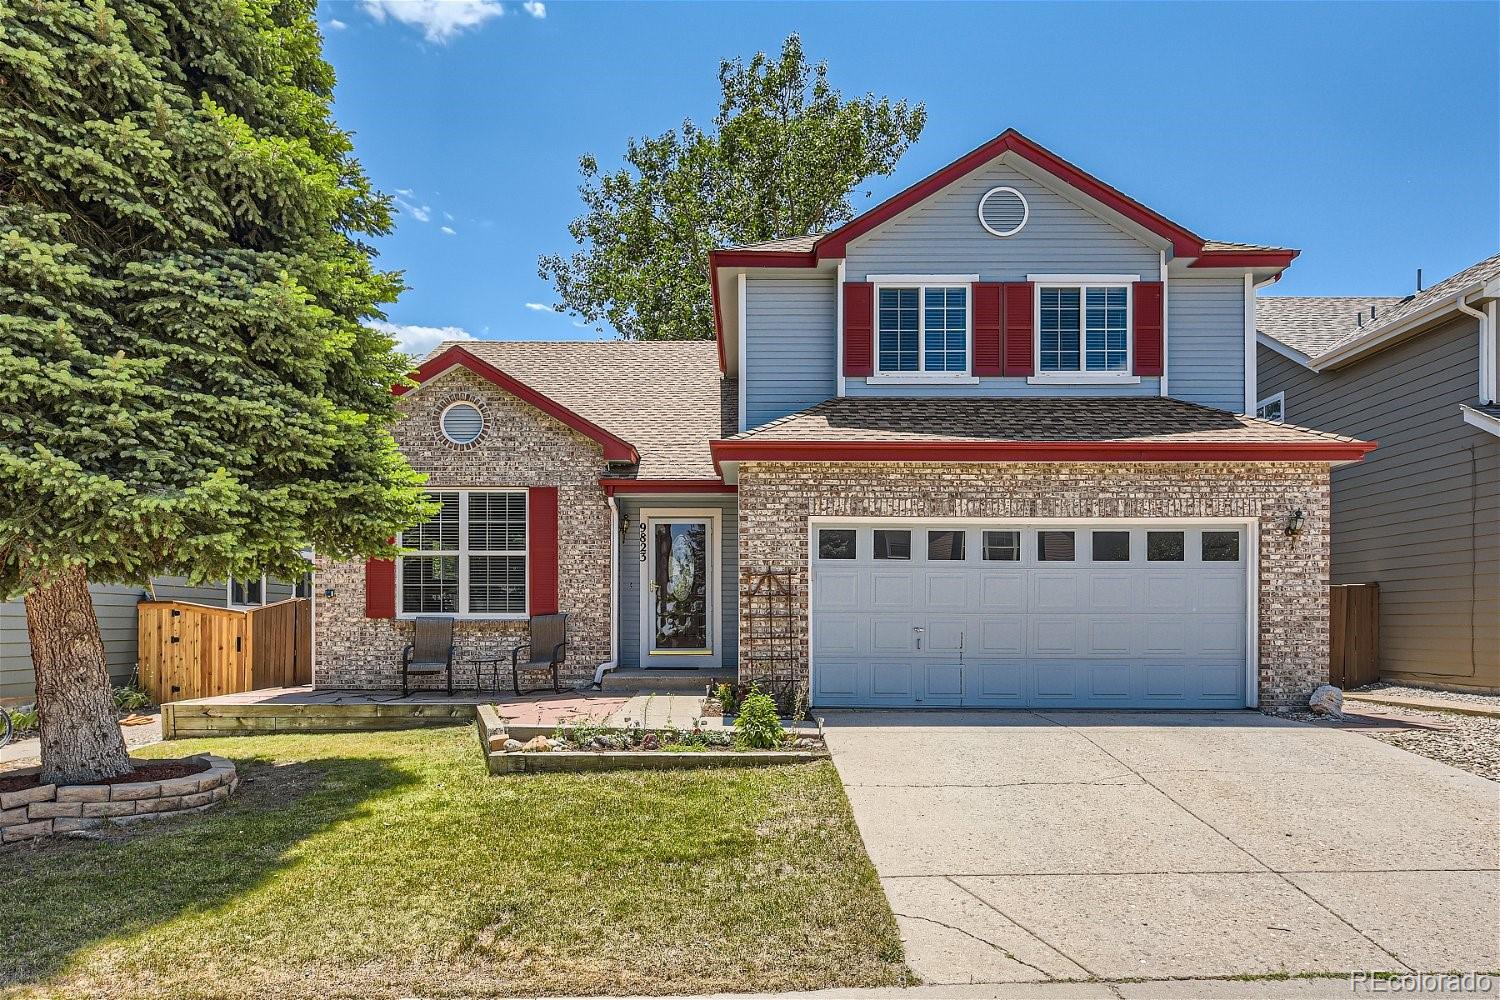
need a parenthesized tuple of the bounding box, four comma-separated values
(1170, 276, 1247, 412)
(1, 577, 228, 702)
(844, 160, 1161, 281)
(1257, 314, 1499, 691)
(616, 496, 739, 671)
(743, 273, 837, 430)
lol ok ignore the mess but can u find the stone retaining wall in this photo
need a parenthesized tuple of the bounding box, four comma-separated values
(0, 754, 238, 845)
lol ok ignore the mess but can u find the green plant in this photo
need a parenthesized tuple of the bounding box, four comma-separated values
(9, 705, 39, 735)
(713, 682, 740, 715)
(113, 685, 151, 711)
(733, 690, 787, 750)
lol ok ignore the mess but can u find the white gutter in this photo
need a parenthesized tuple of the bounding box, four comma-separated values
(1311, 284, 1484, 371)
(591, 493, 620, 687)
(1455, 294, 1490, 404)
(1256, 331, 1314, 368)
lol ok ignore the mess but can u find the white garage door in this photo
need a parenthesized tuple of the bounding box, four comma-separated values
(810, 522, 1251, 709)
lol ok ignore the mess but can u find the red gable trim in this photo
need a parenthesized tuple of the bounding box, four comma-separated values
(814, 129, 1207, 260)
(1189, 251, 1300, 269)
(396, 346, 640, 464)
(711, 438, 1375, 469)
(599, 478, 736, 496)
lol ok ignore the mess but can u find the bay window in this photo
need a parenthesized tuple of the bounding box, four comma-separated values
(1035, 279, 1133, 377)
(875, 282, 970, 376)
(399, 490, 527, 616)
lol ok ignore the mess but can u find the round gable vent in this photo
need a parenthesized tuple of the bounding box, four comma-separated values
(440, 401, 484, 445)
(978, 186, 1028, 237)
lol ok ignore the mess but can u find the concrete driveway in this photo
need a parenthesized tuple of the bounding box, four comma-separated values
(823, 710, 1499, 987)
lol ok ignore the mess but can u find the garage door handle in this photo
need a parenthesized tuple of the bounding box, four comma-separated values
(913, 626, 924, 650)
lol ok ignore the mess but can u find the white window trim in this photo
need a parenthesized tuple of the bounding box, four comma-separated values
(1256, 391, 1286, 424)
(396, 488, 528, 620)
(439, 401, 485, 445)
(1029, 277, 1137, 382)
(866, 275, 979, 382)
(227, 574, 268, 608)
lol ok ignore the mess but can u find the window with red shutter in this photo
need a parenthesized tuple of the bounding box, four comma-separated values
(973, 283, 1002, 376)
(842, 282, 873, 377)
(1002, 282, 1034, 376)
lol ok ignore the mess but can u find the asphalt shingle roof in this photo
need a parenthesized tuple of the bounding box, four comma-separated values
(1257, 296, 1405, 358)
(1258, 254, 1500, 361)
(724, 396, 1361, 446)
(724, 234, 822, 253)
(426, 340, 733, 479)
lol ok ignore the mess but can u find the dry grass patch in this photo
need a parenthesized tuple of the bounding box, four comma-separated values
(0, 727, 909, 999)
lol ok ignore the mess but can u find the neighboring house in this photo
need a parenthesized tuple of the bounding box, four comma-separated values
(2, 574, 310, 702)
(316, 128, 1373, 711)
(1257, 254, 1500, 693)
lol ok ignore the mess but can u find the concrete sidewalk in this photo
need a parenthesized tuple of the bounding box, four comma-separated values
(822, 710, 1499, 987)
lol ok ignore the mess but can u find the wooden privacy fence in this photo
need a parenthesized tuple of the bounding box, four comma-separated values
(138, 598, 311, 703)
(1330, 583, 1380, 688)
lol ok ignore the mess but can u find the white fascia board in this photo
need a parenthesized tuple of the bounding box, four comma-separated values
(1460, 404, 1500, 438)
(1310, 285, 1482, 371)
(1256, 331, 1314, 368)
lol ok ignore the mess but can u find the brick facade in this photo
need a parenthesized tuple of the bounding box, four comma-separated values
(315, 368, 613, 689)
(735, 460, 1332, 711)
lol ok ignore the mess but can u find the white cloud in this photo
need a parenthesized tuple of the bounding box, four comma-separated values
(328, 18, 347, 29)
(524, 302, 552, 312)
(443, 211, 454, 221)
(395, 188, 414, 197)
(366, 320, 474, 358)
(396, 197, 431, 223)
(522, 1, 545, 18)
(440, 225, 456, 236)
(360, 0, 504, 42)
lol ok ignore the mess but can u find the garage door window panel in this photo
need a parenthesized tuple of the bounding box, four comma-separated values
(874, 529, 912, 560)
(818, 529, 856, 560)
(983, 530, 1021, 561)
(1091, 531, 1131, 562)
(927, 530, 966, 560)
(1038, 530, 1075, 561)
(1202, 531, 1241, 562)
(1147, 531, 1185, 561)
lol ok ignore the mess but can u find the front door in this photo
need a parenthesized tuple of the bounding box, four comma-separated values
(641, 512, 719, 669)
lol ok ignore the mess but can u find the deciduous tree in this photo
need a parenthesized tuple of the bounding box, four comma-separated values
(539, 34, 925, 340)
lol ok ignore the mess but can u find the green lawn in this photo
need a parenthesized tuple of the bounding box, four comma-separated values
(0, 727, 910, 999)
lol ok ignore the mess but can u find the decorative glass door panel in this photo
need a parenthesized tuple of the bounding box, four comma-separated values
(651, 521, 710, 652)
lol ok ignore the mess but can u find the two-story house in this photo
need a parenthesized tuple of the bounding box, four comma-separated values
(315, 129, 1373, 712)
(1257, 254, 1500, 693)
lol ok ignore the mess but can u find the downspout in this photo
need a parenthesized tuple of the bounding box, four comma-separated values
(592, 492, 621, 688)
(1455, 294, 1491, 403)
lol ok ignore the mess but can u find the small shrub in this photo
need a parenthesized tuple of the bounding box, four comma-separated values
(733, 690, 787, 750)
(713, 682, 746, 715)
(113, 685, 152, 711)
(9, 705, 39, 735)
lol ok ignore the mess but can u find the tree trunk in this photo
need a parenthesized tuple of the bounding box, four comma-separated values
(24, 564, 133, 785)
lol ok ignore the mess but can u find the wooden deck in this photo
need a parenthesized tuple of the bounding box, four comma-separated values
(160, 686, 641, 740)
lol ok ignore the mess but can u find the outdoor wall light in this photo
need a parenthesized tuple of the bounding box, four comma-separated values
(1284, 509, 1305, 537)
(619, 514, 630, 542)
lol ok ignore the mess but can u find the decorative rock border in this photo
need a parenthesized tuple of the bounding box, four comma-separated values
(474, 705, 828, 774)
(0, 754, 238, 845)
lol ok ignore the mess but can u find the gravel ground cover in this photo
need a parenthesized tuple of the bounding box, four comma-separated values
(1294, 701, 1500, 781)
(1351, 682, 1500, 710)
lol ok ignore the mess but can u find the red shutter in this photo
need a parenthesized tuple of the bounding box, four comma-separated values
(972, 283, 1002, 376)
(527, 486, 559, 616)
(364, 558, 396, 618)
(1001, 282, 1034, 376)
(1133, 281, 1165, 376)
(843, 282, 873, 377)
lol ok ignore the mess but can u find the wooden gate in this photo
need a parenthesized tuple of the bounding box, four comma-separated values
(138, 598, 311, 703)
(1329, 583, 1380, 688)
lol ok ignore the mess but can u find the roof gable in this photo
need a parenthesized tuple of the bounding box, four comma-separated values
(397, 345, 640, 464)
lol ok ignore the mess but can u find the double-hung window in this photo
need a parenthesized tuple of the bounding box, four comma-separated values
(399, 490, 527, 616)
(874, 280, 971, 377)
(1034, 278, 1133, 378)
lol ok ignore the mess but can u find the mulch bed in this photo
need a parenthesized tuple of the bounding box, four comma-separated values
(0, 757, 208, 793)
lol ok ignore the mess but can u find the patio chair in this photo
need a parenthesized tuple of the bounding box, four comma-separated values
(511, 613, 568, 696)
(401, 616, 455, 696)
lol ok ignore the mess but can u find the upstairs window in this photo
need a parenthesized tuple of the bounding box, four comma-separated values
(1038, 283, 1130, 375)
(876, 285, 969, 375)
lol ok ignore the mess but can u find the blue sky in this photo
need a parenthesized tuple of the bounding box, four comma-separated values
(320, 1, 1499, 355)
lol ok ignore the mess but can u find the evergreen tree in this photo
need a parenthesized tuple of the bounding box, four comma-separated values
(0, 0, 428, 783)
